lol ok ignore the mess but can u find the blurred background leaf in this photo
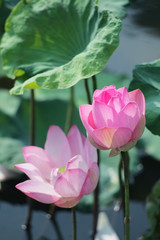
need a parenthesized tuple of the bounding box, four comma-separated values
(0, 0, 19, 39)
(129, 59, 160, 136)
(142, 179, 160, 240)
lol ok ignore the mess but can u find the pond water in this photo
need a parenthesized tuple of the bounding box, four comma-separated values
(1, 1, 160, 240)
(107, 0, 160, 77)
(0, 200, 150, 240)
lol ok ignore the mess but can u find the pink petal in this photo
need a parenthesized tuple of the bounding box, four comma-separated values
(16, 180, 60, 204)
(93, 127, 132, 149)
(79, 105, 106, 148)
(14, 163, 44, 181)
(120, 140, 137, 152)
(45, 126, 71, 168)
(117, 87, 130, 105)
(93, 85, 116, 104)
(79, 104, 94, 136)
(81, 162, 99, 195)
(108, 96, 124, 113)
(132, 115, 146, 140)
(87, 134, 107, 150)
(88, 110, 97, 129)
(109, 148, 121, 157)
(67, 125, 85, 158)
(129, 89, 145, 115)
(23, 146, 52, 181)
(116, 102, 140, 131)
(84, 139, 97, 165)
(54, 196, 82, 208)
(50, 168, 60, 186)
(92, 101, 117, 128)
(54, 169, 86, 198)
(67, 155, 88, 173)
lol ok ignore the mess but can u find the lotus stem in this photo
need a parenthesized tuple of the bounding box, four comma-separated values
(72, 207, 77, 240)
(65, 86, 74, 134)
(121, 151, 130, 240)
(65, 87, 77, 240)
(118, 156, 125, 217)
(24, 89, 35, 229)
(84, 79, 91, 104)
(51, 216, 64, 240)
(92, 75, 97, 92)
(92, 149, 100, 238)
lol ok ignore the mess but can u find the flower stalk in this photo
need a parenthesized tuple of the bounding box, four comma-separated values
(121, 151, 130, 240)
(65, 87, 74, 134)
(25, 89, 35, 229)
(72, 207, 77, 240)
(84, 79, 91, 104)
(65, 87, 77, 240)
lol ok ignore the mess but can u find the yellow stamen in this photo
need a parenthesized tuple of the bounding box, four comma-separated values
(58, 166, 66, 173)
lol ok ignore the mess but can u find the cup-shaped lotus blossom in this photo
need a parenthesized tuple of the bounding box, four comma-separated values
(79, 85, 145, 157)
(15, 125, 99, 208)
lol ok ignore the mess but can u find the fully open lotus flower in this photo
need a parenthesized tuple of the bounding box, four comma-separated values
(79, 85, 145, 157)
(15, 125, 99, 208)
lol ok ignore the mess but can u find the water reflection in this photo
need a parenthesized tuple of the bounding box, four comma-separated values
(130, 0, 160, 35)
(23, 213, 64, 240)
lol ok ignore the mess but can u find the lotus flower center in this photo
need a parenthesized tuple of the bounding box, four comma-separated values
(58, 166, 66, 173)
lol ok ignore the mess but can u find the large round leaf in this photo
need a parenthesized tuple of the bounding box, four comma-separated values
(1, 0, 121, 94)
(129, 59, 160, 136)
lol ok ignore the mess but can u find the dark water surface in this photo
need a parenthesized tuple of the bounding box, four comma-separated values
(107, 0, 160, 77)
(0, 200, 150, 240)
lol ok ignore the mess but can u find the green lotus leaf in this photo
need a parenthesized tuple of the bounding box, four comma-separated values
(129, 59, 160, 136)
(142, 180, 160, 240)
(1, 0, 121, 95)
(97, 0, 129, 19)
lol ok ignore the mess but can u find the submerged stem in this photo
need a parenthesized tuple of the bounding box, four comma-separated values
(72, 207, 77, 240)
(121, 151, 130, 240)
(92, 149, 100, 238)
(92, 75, 100, 238)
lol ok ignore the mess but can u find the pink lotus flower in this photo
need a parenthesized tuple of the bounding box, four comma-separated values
(79, 85, 145, 157)
(15, 125, 99, 208)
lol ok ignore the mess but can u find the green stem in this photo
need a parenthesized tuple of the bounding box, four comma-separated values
(30, 90, 35, 146)
(92, 75, 99, 238)
(65, 87, 77, 240)
(51, 216, 64, 240)
(92, 75, 97, 92)
(24, 90, 35, 229)
(92, 149, 100, 238)
(72, 207, 77, 240)
(118, 156, 125, 217)
(65, 87, 74, 134)
(48, 203, 56, 219)
(121, 151, 130, 240)
(84, 79, 91, 104)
